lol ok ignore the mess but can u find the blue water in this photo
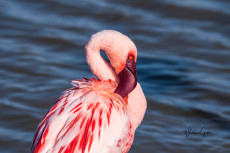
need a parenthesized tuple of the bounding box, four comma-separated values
(0, 0, 230, 152)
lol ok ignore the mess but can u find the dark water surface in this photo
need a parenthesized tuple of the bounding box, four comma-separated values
(1, 0, 230, 152)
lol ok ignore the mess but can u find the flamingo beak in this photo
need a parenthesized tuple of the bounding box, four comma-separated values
(114, 59, 137, 98)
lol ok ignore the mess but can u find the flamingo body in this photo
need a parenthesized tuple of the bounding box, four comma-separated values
(31, 30, 147, 153)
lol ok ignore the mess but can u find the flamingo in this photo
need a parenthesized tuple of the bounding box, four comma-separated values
(31, 30, 147, 153)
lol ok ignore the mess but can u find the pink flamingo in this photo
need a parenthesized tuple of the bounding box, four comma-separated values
(31, 30, 147, 153)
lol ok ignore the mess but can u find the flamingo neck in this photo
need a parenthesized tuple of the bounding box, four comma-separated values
(85, 35, 119, 83)
(127, 83, 147, 131)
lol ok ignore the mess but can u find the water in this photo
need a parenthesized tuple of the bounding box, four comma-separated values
(1, 0, 230, 152)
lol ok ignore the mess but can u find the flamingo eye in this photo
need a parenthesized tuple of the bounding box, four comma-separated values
(128, 55, 134, 61)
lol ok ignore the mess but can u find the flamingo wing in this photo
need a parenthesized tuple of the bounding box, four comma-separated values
(31, 78, 129, 153)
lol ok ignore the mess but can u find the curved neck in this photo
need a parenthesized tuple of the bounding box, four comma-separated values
(85, 37, 119, 83)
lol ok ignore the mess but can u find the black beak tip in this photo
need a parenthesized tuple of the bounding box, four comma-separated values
(114, 67, 137, 98)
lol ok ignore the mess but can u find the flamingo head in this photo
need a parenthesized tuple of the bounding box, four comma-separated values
(114, 53, 137, 98)
(86, 30, 138, 98)
(98, 30, 138, 98)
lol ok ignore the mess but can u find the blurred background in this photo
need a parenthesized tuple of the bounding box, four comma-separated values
(0, 0, 230, 152)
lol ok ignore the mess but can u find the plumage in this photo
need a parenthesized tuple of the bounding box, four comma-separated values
(31, 30, 147, 153)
